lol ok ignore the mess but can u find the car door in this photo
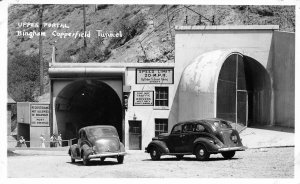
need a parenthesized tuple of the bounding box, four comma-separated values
(167, 124, 183, 153)
(194, 123, 208, 138)
(181, 123, 196, 152)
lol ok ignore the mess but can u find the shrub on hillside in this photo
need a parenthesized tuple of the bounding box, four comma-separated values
(109, 13, 147, 49)
(8, 51, 40, 102)
(58, 52, 73, 63)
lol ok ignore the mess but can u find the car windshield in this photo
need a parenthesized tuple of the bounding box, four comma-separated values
(86, 127, 118, 138)
(213, 120, 232, 129)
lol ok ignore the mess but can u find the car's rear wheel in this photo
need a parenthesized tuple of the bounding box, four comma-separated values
(195, 145, 210, 161)
(117, 156, 124, 164)
(150, 147, 161, 160)
(83, 154, 90, 166)
(221, 151, 236, 159)
(176, 155, 184, 160)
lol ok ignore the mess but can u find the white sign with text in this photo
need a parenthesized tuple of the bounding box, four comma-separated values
(133, 91, 154, 106)
(136, 68, 174, 84)
(30, 104, 50, 127)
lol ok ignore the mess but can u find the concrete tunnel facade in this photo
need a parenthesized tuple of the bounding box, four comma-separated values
(178, 49, 272, 127)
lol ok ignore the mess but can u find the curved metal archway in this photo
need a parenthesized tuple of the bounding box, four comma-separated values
(216, 54, 271, 127)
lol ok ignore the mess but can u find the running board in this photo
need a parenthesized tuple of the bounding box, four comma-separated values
(162, 153, 192, 155)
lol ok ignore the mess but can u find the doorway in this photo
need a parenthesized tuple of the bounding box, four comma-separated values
(129, 120, 142, 150)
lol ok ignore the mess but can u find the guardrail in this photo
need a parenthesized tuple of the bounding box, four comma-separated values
(8, 139, 77, 148)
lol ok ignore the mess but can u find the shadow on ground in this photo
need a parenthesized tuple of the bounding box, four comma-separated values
(142, 157, 239, 162)
(7, 150, 20, 157)
(68, 160, 120, 166)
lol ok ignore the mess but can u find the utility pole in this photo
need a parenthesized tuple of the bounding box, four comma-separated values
(83, 4, 87, 48)
(38, 5, 44, 96)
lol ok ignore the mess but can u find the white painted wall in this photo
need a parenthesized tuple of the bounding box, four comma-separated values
(124, 67, 175, 150)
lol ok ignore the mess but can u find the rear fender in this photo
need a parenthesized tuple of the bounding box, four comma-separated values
(147, 140, 169, 154)
(193, 138, 220, 153)
(81, 144, 93, 158)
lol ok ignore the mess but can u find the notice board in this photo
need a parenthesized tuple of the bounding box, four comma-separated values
(30, 104, 50, 127)
(133, 91, 154, 106)
(136, 68, 174, 84)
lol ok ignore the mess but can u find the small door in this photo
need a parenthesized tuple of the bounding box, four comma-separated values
(129, 120, 142, 150)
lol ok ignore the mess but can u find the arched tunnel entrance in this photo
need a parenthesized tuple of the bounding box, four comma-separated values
(217, 54, 271, 127)
(54, 80, 123, 142)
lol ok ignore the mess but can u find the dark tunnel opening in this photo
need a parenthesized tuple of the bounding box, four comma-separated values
(55, 80, 123, 144)
(217, 54, 271, 127)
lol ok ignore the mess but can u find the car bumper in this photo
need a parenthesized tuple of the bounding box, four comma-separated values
(218, 146, 247, 152)
(88, 152, 126, 159)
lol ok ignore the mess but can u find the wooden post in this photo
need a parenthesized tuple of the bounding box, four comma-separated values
(38, 5, 44, 96)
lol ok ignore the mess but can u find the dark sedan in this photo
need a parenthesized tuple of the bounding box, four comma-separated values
(145, 118, 246, 161)
(68, 125, 126, 165)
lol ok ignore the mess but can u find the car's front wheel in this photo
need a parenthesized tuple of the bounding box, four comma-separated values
(195, 145, 210, 161)
(150, 147, 161, 160)
(117, 156, 124, 164)
(221, 151, 236, 159)
(70, 152, 75, 163)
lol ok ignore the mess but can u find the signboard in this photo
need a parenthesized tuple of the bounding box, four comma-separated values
(30, 104, 50, 127)
(133, 91, 154, 106)
(136, 68, 174, 84)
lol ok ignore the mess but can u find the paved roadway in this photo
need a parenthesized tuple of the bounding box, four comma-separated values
(7, 147, 294, 178)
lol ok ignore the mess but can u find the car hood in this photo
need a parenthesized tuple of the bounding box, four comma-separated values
(89, 137, 120, 153)
(154, 133, 169, 140)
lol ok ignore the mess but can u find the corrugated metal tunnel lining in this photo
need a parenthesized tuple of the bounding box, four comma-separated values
(217, 54, 271, 126)
(179, 49, 271, 127)
(54, 80, 123, 142)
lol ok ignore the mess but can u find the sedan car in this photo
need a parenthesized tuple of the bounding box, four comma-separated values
(68, 125, 126, 165)
(145, 118, 246, 161)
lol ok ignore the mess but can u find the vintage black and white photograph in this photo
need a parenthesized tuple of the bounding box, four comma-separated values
(3, 0, 298, 180)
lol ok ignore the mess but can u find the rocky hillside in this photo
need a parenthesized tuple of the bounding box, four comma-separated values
(7, 4, 295, 101)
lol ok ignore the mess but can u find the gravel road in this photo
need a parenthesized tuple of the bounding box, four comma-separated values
(7, 147, 294, 178)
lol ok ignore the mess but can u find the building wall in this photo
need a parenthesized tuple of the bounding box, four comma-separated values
(124, 67, 175, 149)
(272, 31, 295, 128)
(17, 102, 30, 124)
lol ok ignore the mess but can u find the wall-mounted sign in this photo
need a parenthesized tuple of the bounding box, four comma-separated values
(30, 104, 50, 127)
(136, 68, 174, 84)
(133, 91, 154, 106)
